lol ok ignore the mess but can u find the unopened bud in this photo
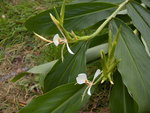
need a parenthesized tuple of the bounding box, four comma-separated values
(50, 13, 60, 25)
(101, 79, 105, 84)
(110, 80, 114, 85)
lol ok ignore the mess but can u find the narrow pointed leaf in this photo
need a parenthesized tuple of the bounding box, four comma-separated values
(19, 83, 89, 113)
(25, 2, 116, 36)
(110, 18, 150, 113)
(44, 41, 89, 92)
(110, 72, 138, 113)
(127, 2, 150, 51)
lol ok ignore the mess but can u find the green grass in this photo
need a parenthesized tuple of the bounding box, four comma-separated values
(0, 0, 65, 46)
(0, 1, 36, 45)
(0, 0, 62, 65)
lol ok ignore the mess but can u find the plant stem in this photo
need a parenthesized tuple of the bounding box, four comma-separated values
(78, 0, 130, 41)
(94, 74, 103, 85)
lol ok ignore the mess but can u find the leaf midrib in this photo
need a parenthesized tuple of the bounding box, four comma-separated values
(51, 86, 84, 113)
(65, 7, 116, 21)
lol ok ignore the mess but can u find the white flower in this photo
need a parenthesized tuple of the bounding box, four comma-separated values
(53, 34, 60, 46)
(53, 34, 74, 55)
(76, 69, 101, 96)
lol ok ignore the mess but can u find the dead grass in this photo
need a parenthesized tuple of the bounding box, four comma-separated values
(0, 78, 41, 113)
(0, 38, 42, 113)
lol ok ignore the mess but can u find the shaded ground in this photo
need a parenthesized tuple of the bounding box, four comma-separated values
(81, 83, 110, 113)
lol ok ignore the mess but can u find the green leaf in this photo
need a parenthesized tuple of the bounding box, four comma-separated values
(19, 83, 89, 113)
(110, 18, 150, 113)
(44, 41, 89, 92)
(127, 1, 150, 51)
(28, 60, 57, 75)
(11, 72, 29, 82)
(110, 72, 138, 113)
(141, 0, 150, 7)
(25, 2, 116, 36)
(73, 0, 124, 4)
(11, 42, 107, 83)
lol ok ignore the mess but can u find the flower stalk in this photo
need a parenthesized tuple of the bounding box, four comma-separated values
(94, 30, 121, 85)
(34, 0, 130, 44)
(78, 0, 130, 41)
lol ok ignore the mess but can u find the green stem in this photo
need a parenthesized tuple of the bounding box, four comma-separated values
(94, 72, 103, 85)
(78, 0, 129, 41)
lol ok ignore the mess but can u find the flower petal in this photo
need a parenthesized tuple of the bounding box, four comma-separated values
(93, 69, 101, 82)
(66, 41, 74, 55)
(53, 34, 60, 46)
(76, 73, 87, 84)
(87, 86, 92, 96)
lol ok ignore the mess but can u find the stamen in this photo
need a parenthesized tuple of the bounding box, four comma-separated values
(85, 80, 93, 86)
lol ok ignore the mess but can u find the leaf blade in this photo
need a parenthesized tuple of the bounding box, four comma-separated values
(44, 41, 89, 92)
(141, 0, 150, 7)
(73, 0, 123, 4)
(19, 83, 89, 113)
(127, 2, 150, 51)
(110, 18, 150, 113)
(25, 2, 117, 36)
(110, 72, 138, 113)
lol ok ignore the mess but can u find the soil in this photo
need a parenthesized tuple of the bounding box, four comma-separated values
(0, 45, 41, 113)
